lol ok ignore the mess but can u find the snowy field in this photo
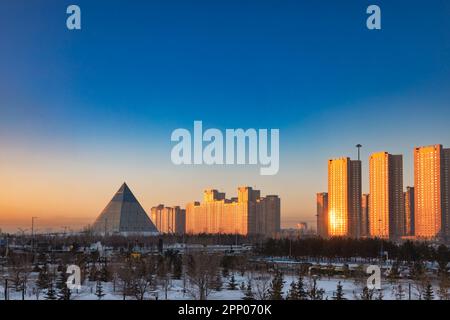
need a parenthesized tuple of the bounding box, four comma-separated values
(0, 272, 429, 300)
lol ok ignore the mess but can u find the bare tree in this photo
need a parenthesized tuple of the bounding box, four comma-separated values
(132, 256, 156, 300)
(184, 251, 221, 300)
(253, 272, 271, 300)
(118, 263, 134, 300)
(7, 253, 32, 300)
(437, 276, 450, 300)
(156, 256, 172, 300)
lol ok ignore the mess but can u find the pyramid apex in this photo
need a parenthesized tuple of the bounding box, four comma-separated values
(118, 182, 130, 192)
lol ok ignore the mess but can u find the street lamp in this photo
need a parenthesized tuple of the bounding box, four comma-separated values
(31, 217, 38, 253)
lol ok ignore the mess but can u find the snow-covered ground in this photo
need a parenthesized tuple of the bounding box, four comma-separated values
(0, 272, 431, 300)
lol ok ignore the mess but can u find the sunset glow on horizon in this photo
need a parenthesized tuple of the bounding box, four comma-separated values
(1, 1, 450, 233)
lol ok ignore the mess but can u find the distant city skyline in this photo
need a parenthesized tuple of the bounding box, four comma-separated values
(319, 144, 450, 241)
(2, 142, 449, 236)
(1, 1, 450, 233)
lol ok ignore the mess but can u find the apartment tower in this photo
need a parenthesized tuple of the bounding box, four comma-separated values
(369, 152, 404, 239)
(361, 194, 370, 237)
(414, 145, 450, 239)
(328, 157, 362, 237)
(150, 205, 186, 234)
(404, 187, 415, 236)
(316, 192, 329, 238)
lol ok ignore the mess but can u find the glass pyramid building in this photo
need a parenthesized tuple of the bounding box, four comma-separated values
(92, 183, 158, 235)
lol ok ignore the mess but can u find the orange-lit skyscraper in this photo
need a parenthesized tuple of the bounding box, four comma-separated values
(444, 148, 450, 238)
(185, 187, 280, 237)
(328, 157, 361, 237)
(316, 192, 328, 238)
(404, 187, 415, 236)
(414, 145, 450, 239)
(369, 152, 404, 239)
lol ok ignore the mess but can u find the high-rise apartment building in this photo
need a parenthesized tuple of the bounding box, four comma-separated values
(328, 157, 361, 237)
(369, 152, 404, 239)
(150, 205, 186, 234)
(361, 194, 370, 237)
(316, 192, 328, 238)
(404, 186, 415, 236)
(256, 195, 281, 237)
(185, 187, 280, 237)
(414, 145, 450, 239)
(349, 160, 362, 238)
(443, 148, 450, 238)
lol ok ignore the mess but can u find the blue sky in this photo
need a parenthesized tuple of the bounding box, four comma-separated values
(0, 0, 449, 231)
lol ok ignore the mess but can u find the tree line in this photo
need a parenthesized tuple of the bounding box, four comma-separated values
(259, 237, 450, 263)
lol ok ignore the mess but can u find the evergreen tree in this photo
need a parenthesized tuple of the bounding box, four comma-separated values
(376, 289, 384, 300)
(239, 282, 246, 291)
(37, 265, 49, 291)
(360, 286, 374, 300)
(286, 281, 299, 300)
(332, 281, 346, 300)
(45, 280, 57, 300)
(308, 277, 324, 300)
(227, 274, 238, 290)
(296, 275, 308, 300)
(424, 283, 434, 300)
(56, 270, 71, 300)
(58, 283, 71, 300)
(56, 271, 65, 291)
(242, 280, 255, 300)
(268, 270, 285, 300)
(95, 280, 106, 300)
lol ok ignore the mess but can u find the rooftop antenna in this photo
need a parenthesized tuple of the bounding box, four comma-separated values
(356, 144, 362, 161)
